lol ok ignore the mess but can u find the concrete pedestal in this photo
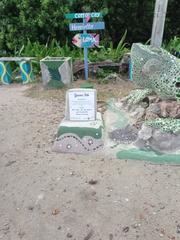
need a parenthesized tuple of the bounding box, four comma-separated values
(40, 57, 73, 88)
(53, 112, 104, 154)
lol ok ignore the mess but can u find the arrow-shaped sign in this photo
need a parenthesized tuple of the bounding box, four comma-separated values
(72, 33, 100, 48)
(65, 12, 103, 19)
(69, 22, 105, 31)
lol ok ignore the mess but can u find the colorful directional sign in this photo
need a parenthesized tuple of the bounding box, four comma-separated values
(65, 12, 105, 80)
(69, 22, 105, 31)
(65, 12, 103, 19)
(72, 34, 100, 48)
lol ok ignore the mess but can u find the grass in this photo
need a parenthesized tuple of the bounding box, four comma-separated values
(25, 78, 134, 104)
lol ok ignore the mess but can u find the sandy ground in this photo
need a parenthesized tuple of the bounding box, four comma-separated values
(0, 84, 180, 240)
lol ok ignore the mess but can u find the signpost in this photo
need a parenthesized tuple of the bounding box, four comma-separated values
(65, 12, 105, 80)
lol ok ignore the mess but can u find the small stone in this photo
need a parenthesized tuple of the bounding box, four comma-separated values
(123, 226, 130, 233)
(91, 191, 96, 196)
(5, 161, 16, 167)
(177, 225, 180, 233)
(67, 233, 73, 238)
(84, 229, 94, 240)
(18, 230, 26, 239)
(138, 124, 152, 140)
(27, 206, 34, 211)
(109, 233, 113, 240)
(52, 208, 60, 216)
(88, 179, 98, 185)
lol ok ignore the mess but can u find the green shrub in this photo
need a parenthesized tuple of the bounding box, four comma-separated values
(163, 36, 180, 56)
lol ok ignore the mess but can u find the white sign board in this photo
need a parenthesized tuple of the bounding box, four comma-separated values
(66, 89, 97, 121)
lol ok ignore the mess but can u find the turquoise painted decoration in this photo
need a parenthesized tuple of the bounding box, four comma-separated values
(0, 57, 34, 85)
(128, 58, 133, 81)
(19, 61, 34, 84)
(0, 61, 12, 84)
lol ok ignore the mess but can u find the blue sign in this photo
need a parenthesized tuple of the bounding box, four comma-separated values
(69, 22, 105, 31)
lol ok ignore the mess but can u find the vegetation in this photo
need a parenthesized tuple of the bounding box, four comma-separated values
(163, 37, 180, 57)
(0, 0, 179, 56)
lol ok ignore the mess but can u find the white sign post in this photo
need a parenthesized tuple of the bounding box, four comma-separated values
(66, 89, 97, 121)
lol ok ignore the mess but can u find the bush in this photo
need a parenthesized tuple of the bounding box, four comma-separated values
(0, 0, 179, 54)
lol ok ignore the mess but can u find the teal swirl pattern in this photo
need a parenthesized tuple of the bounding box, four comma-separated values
(0, 61, 12, 84)
(19, 61, 34, 84)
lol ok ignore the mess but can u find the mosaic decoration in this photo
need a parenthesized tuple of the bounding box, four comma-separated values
(176, 77, 180, 100)
(109, 125, 138, 144)
(105, 101, 180, 164)
(53, 112, 104, 154)
(40, 57, 73, 88)
(131, 43, 180, 100)
(145, 118, 180, 134)
(124, 89, 153, 104)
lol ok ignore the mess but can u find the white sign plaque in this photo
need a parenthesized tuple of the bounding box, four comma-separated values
(66, 89, 97, 121)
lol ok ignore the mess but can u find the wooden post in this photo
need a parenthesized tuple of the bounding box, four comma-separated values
(151, 0, 168, 47)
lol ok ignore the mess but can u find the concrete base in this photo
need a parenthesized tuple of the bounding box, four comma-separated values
(53, 112, 104, 154)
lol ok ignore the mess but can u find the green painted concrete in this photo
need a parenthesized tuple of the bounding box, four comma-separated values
(117, 148, 180, 164)
(57, 126, 103, 139)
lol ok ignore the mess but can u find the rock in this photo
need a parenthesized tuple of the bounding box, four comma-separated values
(145, 112, 159, 120)
(145, 103, 161, 120)
(5, 160, 16, 167)
(129, 106, 145, 120)
(104, 73, 124, 84)
(138, 124, 153, 141)
(177, 225, 180, 234)
(145, 100, 180, 119)
(67, 233, 73, 238)
(109, 233, 114, 240)
(136, 122, 180, 153)
(150, 130, 180, 152)
(52, 208, 60, 216)
(147, 95, 161, 103)
(123, 226, 130, 233)
(88, 179, 98, 185)
(84, 230, 94, 240)
(147, 103, 161, 115)
(27, 206, 34, 211)
(159, 100, 180, 118)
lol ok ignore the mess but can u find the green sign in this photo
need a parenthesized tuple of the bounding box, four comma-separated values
(65, 12, 102, 19)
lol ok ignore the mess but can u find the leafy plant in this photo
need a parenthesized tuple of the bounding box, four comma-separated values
(163, 36, 180, 56)
(114, 30, 128, 60)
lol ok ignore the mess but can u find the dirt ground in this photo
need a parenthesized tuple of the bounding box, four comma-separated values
(0, 83, 180, 240)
